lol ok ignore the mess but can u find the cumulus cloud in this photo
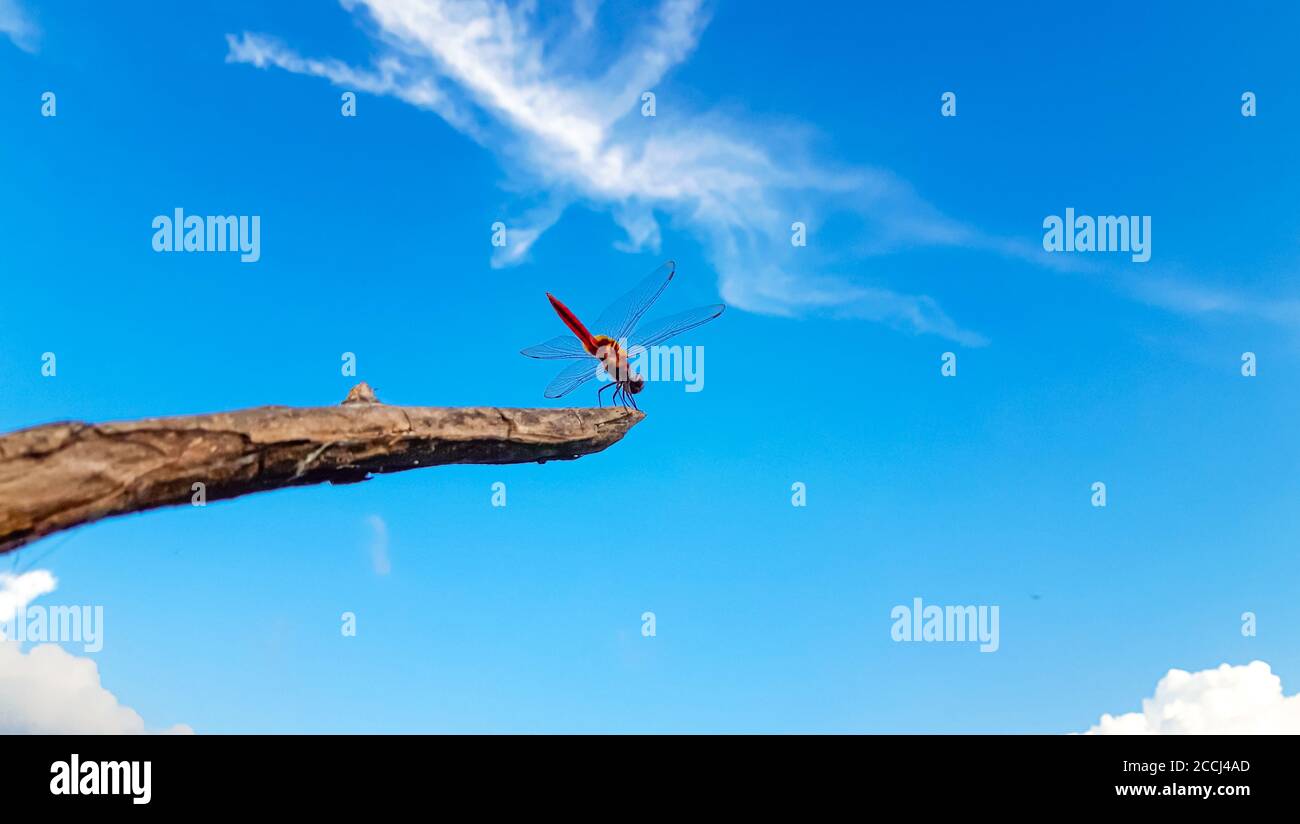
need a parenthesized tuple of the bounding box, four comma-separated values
(1084, 661, 1300, 735)
(0, 0, 39, 53)
(0, 640, 194, 734)
(0, 570, 193, 734)
(223, 0, 1038, 344)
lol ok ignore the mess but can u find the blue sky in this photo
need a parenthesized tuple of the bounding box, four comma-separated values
(2, 0, 1299, 733)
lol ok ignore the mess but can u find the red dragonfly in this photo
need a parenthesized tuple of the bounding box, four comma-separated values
(520, 261, 725, 409)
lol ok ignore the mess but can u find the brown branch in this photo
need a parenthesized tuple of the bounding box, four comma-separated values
(0, 382, 644, 555)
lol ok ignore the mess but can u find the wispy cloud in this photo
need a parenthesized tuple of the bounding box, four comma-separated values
(573, 0, 603, 32)
(224, 0, 1043, 345)
(366, 515, 391, 576)
(1131, 276, 1300, 326)
(0, 0, 39, 53)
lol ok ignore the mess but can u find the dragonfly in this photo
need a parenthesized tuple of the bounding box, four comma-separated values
(520, 261, 725, 409)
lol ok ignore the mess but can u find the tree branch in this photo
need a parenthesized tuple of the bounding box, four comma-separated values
(0, 383, 643, 555)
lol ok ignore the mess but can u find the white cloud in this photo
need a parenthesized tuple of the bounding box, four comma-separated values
(0, 570, 193, 734)
(0, 0, 39, 53)
(573, 0, 602, 32)
(1131, 276, 1300, 326)
(0, 570, 56, 623)
(224, 0, 1024, 344)
(1084, 661, 1300, 734)
(0, 640, 194, 734)
(366, 514, 392, 575)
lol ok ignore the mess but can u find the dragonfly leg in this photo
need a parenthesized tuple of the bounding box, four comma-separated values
(597, 382, 615, 407)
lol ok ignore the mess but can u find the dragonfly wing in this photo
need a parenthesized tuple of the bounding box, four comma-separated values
(591, 260, 676, 340)
(543, 356, 606, 398)
(627, 304, 726, 350)
(521, 334, 588, 359)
